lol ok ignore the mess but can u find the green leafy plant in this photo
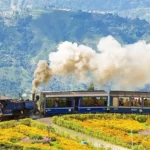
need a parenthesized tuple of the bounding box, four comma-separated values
(29, 134, 43, 140)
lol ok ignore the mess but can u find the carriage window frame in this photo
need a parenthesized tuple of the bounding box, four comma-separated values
(119, 97, 130, 107)
(81, 96, 107, 107)
(112, 96, 130, 107)
(131, 97, 142, 107)
(46, 97, 72, 108)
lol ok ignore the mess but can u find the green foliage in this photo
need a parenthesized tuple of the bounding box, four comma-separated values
(0, 142, 23, 150)
(29, 134, 43, 140)
(10, 137, 20, 143)
(30, 120, 48, 130)
(0, 120, 17, 129)
(0, 118, 49, 130)
(134, 115, 148, 123)
(133, 145, 147, 150)
(57, 113, 149, 123)
(50, 141, 58, 147)
(87, 82, 94, 91)
(23, 147, 45, 150)
(19, 118, 31, 126)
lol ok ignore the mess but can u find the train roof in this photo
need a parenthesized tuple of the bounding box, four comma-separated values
(40, 90, 150, 97)
(41, 90, 108, 97)
(110, 91, 150, 97)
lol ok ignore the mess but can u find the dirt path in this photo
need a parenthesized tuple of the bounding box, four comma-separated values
(37, 117, 130, 150)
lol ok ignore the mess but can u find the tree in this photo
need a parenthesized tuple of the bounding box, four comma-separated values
(87, 82, 94, 91)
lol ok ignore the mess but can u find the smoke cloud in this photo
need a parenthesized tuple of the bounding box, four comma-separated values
(32, 60, 52, 93)
(32, 35, 150, 92)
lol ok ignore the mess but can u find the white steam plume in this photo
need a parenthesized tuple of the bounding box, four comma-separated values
(32, 35, 150, 92)
(49, 42, 96, 79)
(32, 60, 52, 93)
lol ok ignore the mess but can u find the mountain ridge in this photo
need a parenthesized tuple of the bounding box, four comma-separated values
(1, 0, 150, 11)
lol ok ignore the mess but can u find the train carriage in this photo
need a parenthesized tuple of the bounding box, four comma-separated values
(109, 91, 150, 113)
(41, 90, 108, 116)
(77, 91, 108, 113)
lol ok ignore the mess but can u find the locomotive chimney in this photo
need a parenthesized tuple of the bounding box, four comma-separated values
(32, 93, 35, 101)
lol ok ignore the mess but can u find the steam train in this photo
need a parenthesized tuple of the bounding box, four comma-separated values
(1, 90, 150, 120)
(37, 90, 150, 116)
(0, 96, 36, 121)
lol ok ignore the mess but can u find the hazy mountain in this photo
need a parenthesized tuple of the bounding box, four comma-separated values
(1, 0, 150, 11)
(0, 9, 150, 97)
(1, 0, 150, 23)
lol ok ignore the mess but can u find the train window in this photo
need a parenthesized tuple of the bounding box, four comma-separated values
(46, 98, 59, 108)
(143, 98, 150, 107)
(58, 99, 66, 107)
(58, 98, 72, 107)
(81, 97, 89, 107)
(131, 97, 142, 107)
(81, 97, 107, 107)
(96, 97, 107, 106)
(119, 97, 130, 107)
(81, 97, 94, 107)
(46, 97, 72, 108)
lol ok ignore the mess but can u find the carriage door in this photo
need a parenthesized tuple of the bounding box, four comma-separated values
(74, 97, 80, 112)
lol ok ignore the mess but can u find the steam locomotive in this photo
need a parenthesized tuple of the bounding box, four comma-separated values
(0, 96, 36, 121)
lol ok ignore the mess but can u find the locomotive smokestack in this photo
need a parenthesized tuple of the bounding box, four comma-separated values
(32, 93, 35, 101)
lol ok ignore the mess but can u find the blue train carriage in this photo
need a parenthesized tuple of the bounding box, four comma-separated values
(40, 91, 74, 116)
(77, 90, 108, 113)
(109, 91, 150, 113)
(41, 90, 108, 116)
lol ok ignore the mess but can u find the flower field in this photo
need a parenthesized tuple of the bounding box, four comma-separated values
(0, 118, 107, 150)
(53, 114, 150, 150)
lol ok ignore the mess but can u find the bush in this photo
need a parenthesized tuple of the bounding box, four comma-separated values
(0, 142, 23, 150)
(0, 120, 17, 129)
(133, 145, 147, 150)
(10, 137, 20, 143)
(30, 120, 48, 130)
(51, 137, 56, 141)
(19, 118, 31, 126)
(29, 134, 43, 140)
(24, 147, 43, 150)
(134, 115, 147, 123)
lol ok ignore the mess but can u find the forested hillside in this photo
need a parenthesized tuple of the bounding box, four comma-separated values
(0, 10, 150, 97)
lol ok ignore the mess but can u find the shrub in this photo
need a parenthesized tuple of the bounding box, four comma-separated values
(134, 115, 147, 123)
(0, 142, 23, 150)
(30, 120, 47, 129)
(29, 134, 43, 140)
(19, 118, 31, 126)
(24, 147, 42, 150)
(133, 145, 147, 150)
(0, 120, 17, 129)
(10, 137, 20, 143)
